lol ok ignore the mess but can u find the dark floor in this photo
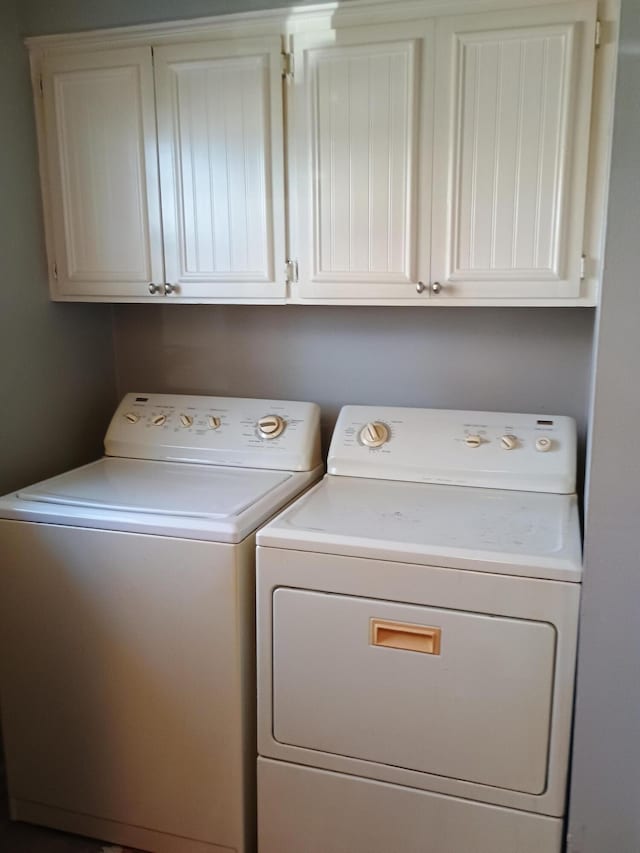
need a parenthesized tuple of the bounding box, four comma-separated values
(0, 762, 140, 853)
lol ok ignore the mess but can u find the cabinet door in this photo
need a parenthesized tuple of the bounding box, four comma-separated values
(154, 38, 286, 301)
(41, 48, 164, 299)
(431, 2, 596, 300)
(290, 22, 434, 300)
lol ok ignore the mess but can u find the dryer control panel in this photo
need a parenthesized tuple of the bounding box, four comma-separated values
(105, 393, 321, 471)
(328, 406, 576, 494)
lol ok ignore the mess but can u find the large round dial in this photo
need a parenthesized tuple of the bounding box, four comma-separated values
(207, 415, 222, 430)
(151, 414, 167, 426)
(359, 421, 389, 448)
(500, 434, 518, 450)
(258, 414, 285, 439)
(179, 414, 194, 428)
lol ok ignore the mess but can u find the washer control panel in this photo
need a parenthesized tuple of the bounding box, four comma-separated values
(328, 406, 577, 494)
(105, 393, 321, 472)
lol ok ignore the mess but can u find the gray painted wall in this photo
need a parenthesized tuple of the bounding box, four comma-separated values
(114, 304, 595, 454)
(567, 3, 640, 850)
(0, 0, 117, 495)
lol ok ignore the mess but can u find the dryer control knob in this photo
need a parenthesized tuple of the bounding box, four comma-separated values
(151, 414, 167, 426)
(258, 415, 285, 439)
(535, 436, 553, 453)
(207, 416, 222, 430)
(465, 434, 482, 448)
(501, 434, 518, 450)
(124, 412, 140, 424)
(360, 422, 389, 448)
(179, 414, 194, 428)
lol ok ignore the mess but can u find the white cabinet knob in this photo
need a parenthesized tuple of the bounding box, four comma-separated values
(360, 422, 389, 448)
(258, 415, 285, 439)
(501, 434, 518, 450)
(465, 434, 482, 448)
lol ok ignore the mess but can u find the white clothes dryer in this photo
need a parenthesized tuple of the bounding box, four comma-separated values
(0, 393, 322, 853)
(256, 405, 582, 853)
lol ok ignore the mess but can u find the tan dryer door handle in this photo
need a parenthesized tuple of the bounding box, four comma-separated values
(370, 619, 442, 655)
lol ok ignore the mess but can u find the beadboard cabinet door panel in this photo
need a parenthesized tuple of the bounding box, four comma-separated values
(431, 1, 596, 299)
(154, 37, 286, 300)
(41, 48, 164, 299)
(290, 22, 434, 300)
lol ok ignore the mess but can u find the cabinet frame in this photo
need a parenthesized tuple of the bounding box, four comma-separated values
(27, 0, 619, 306)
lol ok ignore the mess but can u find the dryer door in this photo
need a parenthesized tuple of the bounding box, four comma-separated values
(272, 589, 555, 794)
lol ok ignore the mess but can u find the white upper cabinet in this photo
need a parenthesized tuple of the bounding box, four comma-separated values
(289, 22, 434, 300)
(430, 2, 597, 300)
(29, 0, 609, 305)
(154, 38, 286, 300)
(41, 48, 164, 298)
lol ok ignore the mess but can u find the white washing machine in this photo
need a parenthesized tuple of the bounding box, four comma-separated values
(0, 392, 322, 853)
(256, 405, 582, 853)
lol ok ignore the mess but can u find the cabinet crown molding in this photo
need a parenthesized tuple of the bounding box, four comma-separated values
(25, 0, 593, 53)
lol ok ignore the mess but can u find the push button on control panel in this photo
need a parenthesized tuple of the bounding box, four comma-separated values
(535, 436, 553, 453)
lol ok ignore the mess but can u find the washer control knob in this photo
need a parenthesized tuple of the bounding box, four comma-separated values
(258, 415, 285, 439)
(179, 414, 194, 428)
(501, 434, 518, 450)
(207, 416, 222, 430)
(151, 414, 167, 426)
(360, 422, 389, 448)
(124, 412, 140, 424)
(535, 436, 553, 453)
(465, 434, 482, 448)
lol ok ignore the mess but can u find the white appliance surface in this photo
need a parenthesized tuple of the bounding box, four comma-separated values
(258, 759, 564, 853)
(257, 404, 582, 853)
(0, 392, 323, 853)
(0, 392, 323, 543)
(328, 405, 577, 493)
(104, 392, 321, 470)
(3, 458, 317, 543)
(257, 475, 582, 580)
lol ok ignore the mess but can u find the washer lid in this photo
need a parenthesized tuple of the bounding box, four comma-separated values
(2, 457, 321, 543)
(257, 475, 582, 581)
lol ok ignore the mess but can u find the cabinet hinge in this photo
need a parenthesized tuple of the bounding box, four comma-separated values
(580, 254, 586, 281)
(281, 52, 294, 80)
(595, 18, 601, 48)
(52, 262, 58, 281)
(285, 258, 299, 284)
